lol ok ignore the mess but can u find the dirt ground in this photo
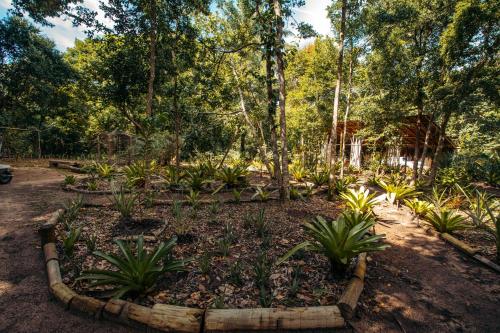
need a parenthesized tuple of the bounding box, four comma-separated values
(0, 164, 499, 332)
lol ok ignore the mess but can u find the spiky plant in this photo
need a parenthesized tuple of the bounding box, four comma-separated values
(252, 187, 274, 202)
(290, 164, 308, 182)
(96, 162, 115, 179)
(184, 169, 208, 191)
(78, 236, 189, 299)
(185, 190, 200, 209)
(457, 185, 496, 233)
(111, 188, 137, 221)
(123, 161, 149, 188)
(62, 225, 81, 257)
(379, 180, 420, 206)
(339, 210, 376, 228)
(340, 186, 381, 214)
(310, 169, 329, 187)
(63, 175, 76, 186)
(424, 209, 469, 233)
(403, 198, 434, 226)
(277, 216, 389, 275)
(485, 201, 500, 262)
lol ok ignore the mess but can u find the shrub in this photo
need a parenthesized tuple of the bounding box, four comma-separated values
(111, 188, 137, 221)
(78, 236, 188, 299)
(340, 186, 380, 214)
(63, 175, 76, 186)
(424, 209, 469, 233)
(277, 215, 388, 275)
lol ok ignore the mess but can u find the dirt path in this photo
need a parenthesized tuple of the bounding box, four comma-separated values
(350, 202, 500, 333)
(1, 167, 499, 332)
(0, 166, 128, 333)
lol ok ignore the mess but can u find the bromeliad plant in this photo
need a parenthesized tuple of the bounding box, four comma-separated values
(340, 186, 381, 214)
(96, 162, 115, 179)
(424, 208, 469, 233)
(379, 180, 420, 207)
(290, 163, 308, 182)
(339, 210, 376, 228)
(310, 169, 329, 187)
(457, 185, 496, 233)
(78, 236, 189, 299)
(184, 169, 209, 191)
(111, 188, 137, 222)
(403, 198, 434, 227)
(277, 215, 389, 275)
(215, 165, 248, 190)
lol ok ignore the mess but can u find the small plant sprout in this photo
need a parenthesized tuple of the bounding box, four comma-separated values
(111, 188, 137, 222)
(254, 208, 268, 237)
(209, 200, 220, 215)
(87, 179, 98, 191)
(228, 260, 244, 286)
(252, 186, 274, 202)
(197, 252, 212, 275)
(232, 188, 243, 203)
(62, 195, 83, 227)
(290, 187, 304, 200)
(63, 175, 76, 186)
(62, 225, 81, 257)
(85, 233, 97, 253)
(185, 190, 200, 209)
(216, 238, 231, 257)
(289, 266, 302, 297)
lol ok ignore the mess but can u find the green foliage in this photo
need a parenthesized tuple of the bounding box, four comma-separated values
(95, 162, 115, 179)
(310, 169, 330, 187)
(63, 175, 76, 186)
(232, 188, 243, 203)
(184, 169, 208, 191)
(111, 188, 137, 221)
(277, 215, 388, 274)
(62, 225, 81, 257)
(424, 209, 469, 233)
(436, 166, 468, 188)
(339, 210, 376, 228)
(340, 186, 380, 214)
(290, 163, 308, 182)
(252, 187, 273, 202)
(289, 187, 304, 200)
(379, 181, 419, 206)
(197, 252, 212, 275)
(62, 195, 83, 226)
(185, 190, 200, 209)
(164, 166, 186, 187)
(124, 161, 155, 188)
(216, 237, 231, 257)
(87, 179, 98, 191)
(228, 260, 244, 287)
(457, 185, 496, 233)
(289, 266, 302, 297)
(85, 233, 97, 253)
(404, 198, 434, 218)
(78, 236, 188, 299)
(216, 165, 248, 189)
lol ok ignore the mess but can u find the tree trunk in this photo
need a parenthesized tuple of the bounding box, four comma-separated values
(340, 55, 353, 179)
(429, 110, 451, 184)
(265, 27, 281, 184)
(146, 0, 157, 117)
(326, 0, 347, 172)
(418, 110, 435, 178)
(273, 0, 289, 200)
(412, 77, 424, 182)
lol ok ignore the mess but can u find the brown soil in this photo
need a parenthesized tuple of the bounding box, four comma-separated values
(0, 165, 129, 333)
(1, 164, 499, 332)
(58, 197, 350, 309)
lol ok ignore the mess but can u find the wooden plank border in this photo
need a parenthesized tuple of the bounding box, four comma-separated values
(40, 209, 371, 332)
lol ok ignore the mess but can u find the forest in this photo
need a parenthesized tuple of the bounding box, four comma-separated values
(0, 0, 499, 332)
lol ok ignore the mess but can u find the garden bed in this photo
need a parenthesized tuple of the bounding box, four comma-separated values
(453, 227, 497, 262)
(56, 196, 355, 309)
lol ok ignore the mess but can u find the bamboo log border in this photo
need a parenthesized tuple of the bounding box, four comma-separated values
(440, 232, 500, 273)
(39, 209, 371, 332)
(49, 160, 86, 173)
